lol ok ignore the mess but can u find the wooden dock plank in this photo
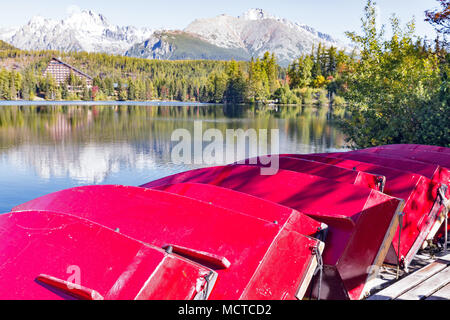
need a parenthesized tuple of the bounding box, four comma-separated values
(396, 266, 450, 300)
(438, 253, 450, 263)
(426, 283, 450, 300)
(367, 260, 448, 300)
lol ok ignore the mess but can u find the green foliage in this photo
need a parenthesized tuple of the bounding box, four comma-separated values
(204, 55, 280, 104)
(247, 58, 270, 102)
(224, 60, 247, 104)
(317, 89, 329, 107)
(81, 84, 91, 101)
(340, 0, 449, 148)
(288, 55, 313, 88)
(312, 75, 327, 89)
(207, 72, 228, 103)
(0, 40, 16, 51)
(332, 95, 347, 108)
(273, 85, 300, 104)
(0, 47, 233, 102)
(0, 44, 285, 104)
(297, 87, 314, 105)
(287, 43, 354, 106)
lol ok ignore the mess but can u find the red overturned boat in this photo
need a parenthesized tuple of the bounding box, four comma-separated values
(283, 153, 447, 269)
(12, 185, 325, 300)
(142, 164, 404, 300)
(0, 210, 217, 300)
(313, 148, 450, 260)
(0, 144, 448, 300)
(351, 145, 450, 250)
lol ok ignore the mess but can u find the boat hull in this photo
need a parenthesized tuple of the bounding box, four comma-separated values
(0, 210, 217, 300)
(353, 146, 450, 245)
(13, 185, 323, 300)
(317, 151, 450, 255)
(238, 156, 385, 191)
(364, 144, 450, 154)
(284, 153, 443, 268)
(141, 164, 404, 300)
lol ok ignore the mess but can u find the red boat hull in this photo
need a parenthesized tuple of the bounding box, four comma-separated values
(320, 151, 450, 190)
(13, 185, 323, 300)
(364, 144, 450, 154)
(0, 210, 216, 300)
(359, 148, 450, 169)
(317, 151, 450, 252)
(5, 143, 447, 301)
(354, 146, 450, 244)
(239, 156, 385, 191)
(142, 164, 404, 300)
(148, 182, 328, 239)
(284, 153, 443, 268)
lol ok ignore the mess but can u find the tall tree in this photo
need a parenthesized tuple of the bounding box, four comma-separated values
(341, 0, 447, 147)
(425, 0, 450, 34)
(262, 52, 278, 93)
(288, 55, 313, 88)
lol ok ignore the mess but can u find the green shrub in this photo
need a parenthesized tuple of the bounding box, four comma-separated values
(339, 0, 448, 148)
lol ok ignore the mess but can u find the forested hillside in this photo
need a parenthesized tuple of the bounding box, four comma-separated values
(0, 40, 16, 51)
(0, 44, 350, 104)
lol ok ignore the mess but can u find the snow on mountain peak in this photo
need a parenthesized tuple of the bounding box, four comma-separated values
(65, 9, 110, 30)
(4, 8, 153, 55)
(184, 8, 345, 66)
(0, 8, 347, 66)
(0, 26, 19, 42)
(28, 15, 55, 26)
(239, 8, 275, 21)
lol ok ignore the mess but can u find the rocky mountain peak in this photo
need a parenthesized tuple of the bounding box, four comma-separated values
(64, 9, 110, 30)
(239, 8, 275, 21)
(0, 8, 348, 66)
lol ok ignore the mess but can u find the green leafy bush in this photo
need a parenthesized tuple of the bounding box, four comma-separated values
(340, 0, 448, 148)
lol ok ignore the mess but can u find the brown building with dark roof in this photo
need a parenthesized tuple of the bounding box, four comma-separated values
(43, 57, 93, 88)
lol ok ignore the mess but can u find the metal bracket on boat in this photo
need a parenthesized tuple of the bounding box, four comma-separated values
(438, 185, 450, 209)
(397, 212, 406, 278)
(312, 244, 324, 300)
(314, 223, 329, 243)
(438, 185, 449, 252)
(377, 176, 386, 192)
(193, 271, 216, 301)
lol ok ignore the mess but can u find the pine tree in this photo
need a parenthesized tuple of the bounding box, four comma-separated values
(326, 47, 338, 77)
(127, 79, 136, 100)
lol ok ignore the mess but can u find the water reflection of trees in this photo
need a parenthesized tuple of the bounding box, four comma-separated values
(0, 104, 348, 184)
(0, 104, 347, 152)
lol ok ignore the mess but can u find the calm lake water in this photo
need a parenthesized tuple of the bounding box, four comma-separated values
(0, 103, 348, 213)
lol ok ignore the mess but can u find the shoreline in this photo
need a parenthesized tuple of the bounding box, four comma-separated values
(0, 100, 332, 108)
(0, 100, 220, 107)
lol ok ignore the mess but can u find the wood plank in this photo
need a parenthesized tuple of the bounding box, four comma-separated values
(437, 253, 450, 263)
(296, 241, 325, 300)
(396, 266, 450, 300)
(367, 261, 448, 300)
(426, 283, 450, 300)
(361, 206, 402, 299)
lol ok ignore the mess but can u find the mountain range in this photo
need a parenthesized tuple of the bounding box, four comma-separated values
(0, 8, 346, 66)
